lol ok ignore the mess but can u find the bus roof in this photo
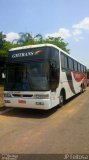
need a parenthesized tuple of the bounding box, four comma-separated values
(9, 44, 58, 51)
(9, 43, 86, 67)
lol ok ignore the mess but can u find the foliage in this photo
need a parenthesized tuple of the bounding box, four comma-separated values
(43, 36, 70, 53)
(0, 32, 12, 56)
(0, 32, 70, 57)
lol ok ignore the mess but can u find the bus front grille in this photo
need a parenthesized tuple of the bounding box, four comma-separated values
(12, 94, 33, 98)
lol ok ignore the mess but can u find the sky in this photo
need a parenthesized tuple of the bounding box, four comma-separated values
(0, 0, 89, 68)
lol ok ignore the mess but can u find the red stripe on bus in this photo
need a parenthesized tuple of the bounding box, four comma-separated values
(73, 72, 86, 82)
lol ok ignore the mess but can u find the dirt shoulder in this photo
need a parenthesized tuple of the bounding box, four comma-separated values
(0, 85, 4, 108)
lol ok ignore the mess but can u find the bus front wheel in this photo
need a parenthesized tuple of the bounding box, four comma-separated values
(59, 90, 65, 107)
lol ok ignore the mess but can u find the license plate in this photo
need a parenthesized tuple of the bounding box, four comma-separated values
(18, 100, 26, 104)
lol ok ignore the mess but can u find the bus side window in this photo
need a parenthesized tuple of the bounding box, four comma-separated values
(83, 66, 85, 73)
(74, 61, 78, 71)
(81, 65, 83, 72)
(84, 66, 87, 73)
(78, 63, 81, 72)
(68, 58, 74, 70)
(61, 52, 68, 70)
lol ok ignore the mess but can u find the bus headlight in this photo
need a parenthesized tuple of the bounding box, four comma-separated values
(34, 94, 49, 99)
(4, 93, 11, 97)
(5, 100, 11, 103)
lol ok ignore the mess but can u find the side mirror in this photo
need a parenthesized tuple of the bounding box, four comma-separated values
(50, 62, 58, 79)
(49, 61, 59, 91)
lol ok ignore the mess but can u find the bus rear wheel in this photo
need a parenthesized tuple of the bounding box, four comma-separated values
(81, 84, 84, 93)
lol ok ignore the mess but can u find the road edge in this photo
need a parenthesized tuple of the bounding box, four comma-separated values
(0, 108, 13, 115)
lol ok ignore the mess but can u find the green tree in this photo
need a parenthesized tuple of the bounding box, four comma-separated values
(34, 34, 43, 42)
(33, 34, 70, 53)
(0, 32, 70, 57)
(44, 36, 70, 53)
(0, 32, 10, 56)
(0, 32, 6, 48)
(17, 32, 34, 45)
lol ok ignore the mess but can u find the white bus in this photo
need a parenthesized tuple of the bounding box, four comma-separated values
(4, 44, 87, 110)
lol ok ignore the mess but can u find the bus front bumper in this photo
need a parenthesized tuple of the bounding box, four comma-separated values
(4, 98, 51, 110)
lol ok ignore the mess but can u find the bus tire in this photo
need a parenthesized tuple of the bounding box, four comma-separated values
(81, 84, 84, 93)
(59, 90, 66, 107)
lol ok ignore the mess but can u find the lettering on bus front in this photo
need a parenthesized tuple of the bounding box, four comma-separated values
(12, 52, 34, 58)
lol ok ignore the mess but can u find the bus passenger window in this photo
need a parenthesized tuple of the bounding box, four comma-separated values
(74, 61, 78, 71)
(68, 58, 74, 70)
(61, 52, 68, 70)
(78, 63, 81, 72)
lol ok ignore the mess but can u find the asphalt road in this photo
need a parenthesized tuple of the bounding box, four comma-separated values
(0, 88, 89, 154)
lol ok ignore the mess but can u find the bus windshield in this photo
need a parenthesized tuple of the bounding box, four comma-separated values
(5, 60, 49, 91)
